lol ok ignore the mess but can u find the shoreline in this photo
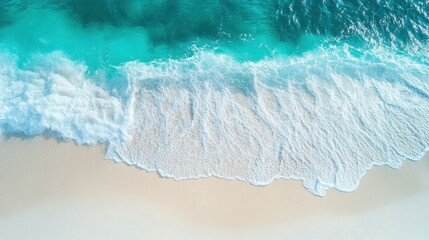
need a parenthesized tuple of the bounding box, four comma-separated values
(1, 137, 429, 239)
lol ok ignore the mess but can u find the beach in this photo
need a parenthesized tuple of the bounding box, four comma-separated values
(0, 137, 428, 239)
(1, 1, 429, 239)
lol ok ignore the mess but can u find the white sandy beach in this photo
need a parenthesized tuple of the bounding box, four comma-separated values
(0, 137, 428, 239)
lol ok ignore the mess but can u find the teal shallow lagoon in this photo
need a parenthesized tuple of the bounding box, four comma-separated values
(0, 0, 428, 195)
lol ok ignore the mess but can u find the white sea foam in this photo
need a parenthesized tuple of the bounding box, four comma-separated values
(1, 46, 428, 196)
(0, 52, 133, 145)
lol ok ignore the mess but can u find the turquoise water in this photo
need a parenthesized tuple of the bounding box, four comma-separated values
(1, 0, 428, 195)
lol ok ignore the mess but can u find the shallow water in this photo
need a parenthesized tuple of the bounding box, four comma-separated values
(1, 0, 428, 195)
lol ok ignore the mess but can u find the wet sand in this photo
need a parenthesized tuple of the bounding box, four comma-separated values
(0, 137, 428, 239)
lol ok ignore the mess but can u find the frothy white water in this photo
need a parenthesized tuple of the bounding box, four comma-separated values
(0, 52, 133, 145)
(1, 46, 428, 196)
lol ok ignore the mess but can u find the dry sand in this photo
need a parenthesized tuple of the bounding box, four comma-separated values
(0, 137, 428, 239)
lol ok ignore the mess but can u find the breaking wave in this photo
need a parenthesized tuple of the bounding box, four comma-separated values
(1, 44, 428, 196)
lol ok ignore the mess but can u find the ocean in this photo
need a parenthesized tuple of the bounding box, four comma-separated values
(0, 0, 428, 196)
